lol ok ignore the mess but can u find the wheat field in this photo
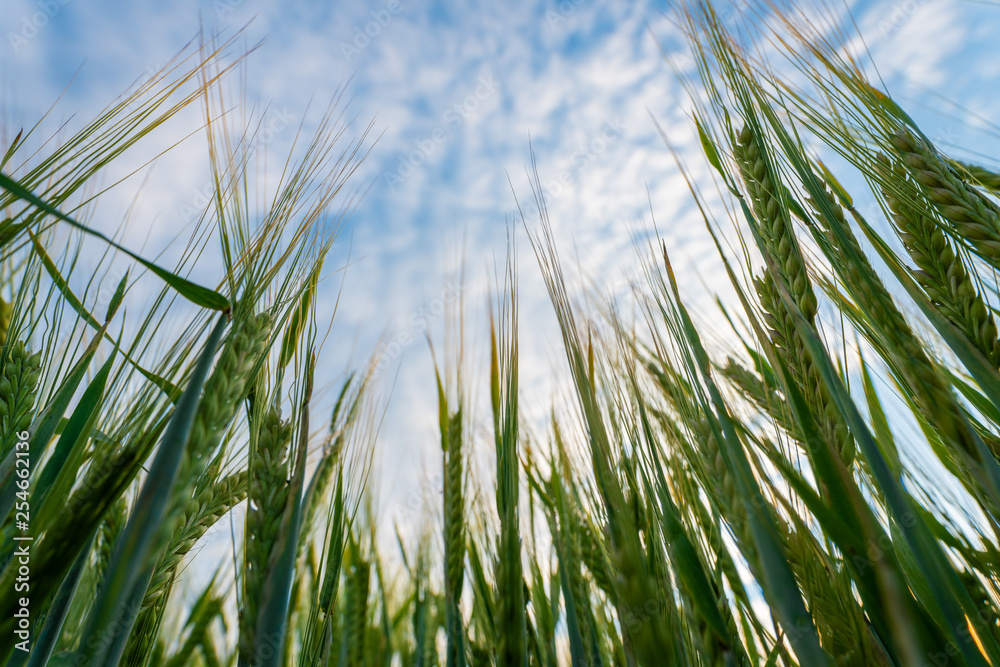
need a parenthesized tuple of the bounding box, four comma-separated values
(2, 2, 1000, 666)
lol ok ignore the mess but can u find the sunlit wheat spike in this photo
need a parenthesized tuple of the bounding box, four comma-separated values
(550, 474, 598, 667)
(878, 154, 1000, 368)
(734, 124, 818, 320)
(159, 311, 272, 551)
(729, 127, 856, 468)
(956, 161, 1000, 193)
(440, 405, 466, 667)
(721, 357, 800, 438)
(187, 312, 273, 473)
(124, 470, 248, 664)
(757, 238, 856, 468)
(892, 129, 1000, 266)
(825, 192, 974, 452)
(240, 405, 292, 662)
(0, 340, 41, 459)
(784, 524, 890, 665)
(346, 552, 371, 667)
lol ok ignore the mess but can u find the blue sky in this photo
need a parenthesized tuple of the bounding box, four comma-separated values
(3, 0, 1000, 538)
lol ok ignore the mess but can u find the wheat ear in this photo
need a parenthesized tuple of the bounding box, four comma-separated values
(0, 340, 41, 459)
(892, 129, 1000, 266)
(733, 126, 855, 467)
(877, 154, 1000, 368)
(240, 406, 292, 661)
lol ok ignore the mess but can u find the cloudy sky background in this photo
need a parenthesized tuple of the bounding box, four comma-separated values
(2, 0, 1000, 559)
